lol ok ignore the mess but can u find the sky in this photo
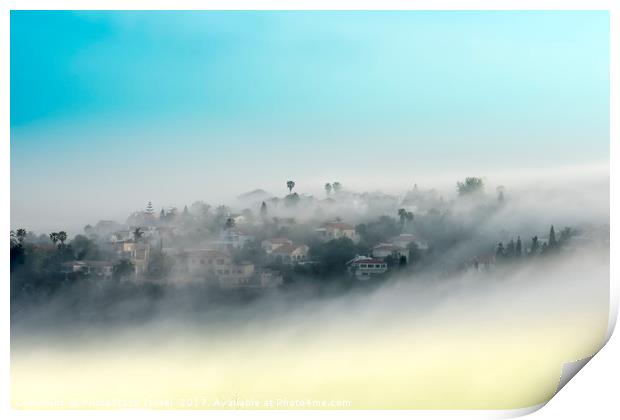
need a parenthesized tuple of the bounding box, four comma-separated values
(10, 11, 609, 232)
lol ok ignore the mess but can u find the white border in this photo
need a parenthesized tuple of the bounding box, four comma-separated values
(1, 1, 617, 419)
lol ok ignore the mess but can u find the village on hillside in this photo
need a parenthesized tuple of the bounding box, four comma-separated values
(10, 179, 609, 296)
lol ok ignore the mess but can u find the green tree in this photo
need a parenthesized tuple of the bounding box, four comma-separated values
(310, 237, 358, 277)
(515, 236, 522, 257)
(49, 232, 59, 246)
(71, 234, 100, 261)
(113, 259, 134, 280)
(332, 182, 342, 193)
(15, 228, 27, 244)
(57, 231, 67, 246)
(324, 183, 332, 196)
(10, 232, 25, 270)
(548, 225, 557, 248)
(397, 209, 407, 226)
(286, 180, 296, 193)
(456, 177, 484, 196)
(260, 201, 268, 218)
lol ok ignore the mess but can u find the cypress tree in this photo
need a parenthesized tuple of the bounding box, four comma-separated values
(496, 242, 505, 258)
(549, 225, 557, 248)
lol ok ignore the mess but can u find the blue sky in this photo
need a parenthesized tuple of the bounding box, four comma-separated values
(11, 11, 609, 231)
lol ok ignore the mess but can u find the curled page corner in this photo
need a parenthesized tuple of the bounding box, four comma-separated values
(555, 355, 595, 395)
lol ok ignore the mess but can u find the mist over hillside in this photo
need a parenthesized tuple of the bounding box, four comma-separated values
(10, 170, 609, 336)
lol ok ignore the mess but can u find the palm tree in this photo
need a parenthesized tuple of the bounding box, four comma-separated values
(324, 183, 332, 196)
(398, 209, 407, 225)
(15, 228, 27, 244)
(57, 231, 68, 246)
(49, 232, 59, 246)
(286, 180, 296, 194)
(133, 227, 144, 243)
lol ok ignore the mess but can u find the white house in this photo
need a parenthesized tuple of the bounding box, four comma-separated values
(217, 261, 256, 288)
(258, 269, 284, 287)
(290, 244, 310, 262)
(61, 260, 114, 279)
(181, 249, 232, 276)
(346, 255, 388, 279)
